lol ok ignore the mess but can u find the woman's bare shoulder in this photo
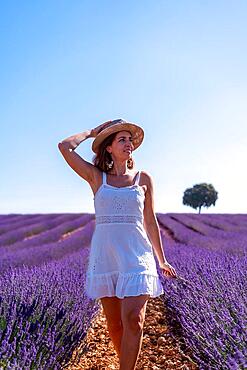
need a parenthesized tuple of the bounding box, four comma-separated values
(139, 170, 154, 195)
(140, 170, 154, 182)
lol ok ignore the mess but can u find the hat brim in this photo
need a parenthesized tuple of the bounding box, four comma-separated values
(92, 122, 144, 154)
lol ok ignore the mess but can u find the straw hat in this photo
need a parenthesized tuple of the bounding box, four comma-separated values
(92, 118, 144, 154)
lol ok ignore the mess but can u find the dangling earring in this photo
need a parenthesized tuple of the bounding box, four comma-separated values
(106, 152, 114, 170)
(106, 160, 114, 169)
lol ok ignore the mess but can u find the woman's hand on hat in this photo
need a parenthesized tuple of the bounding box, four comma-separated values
(90, 120, 112, 138)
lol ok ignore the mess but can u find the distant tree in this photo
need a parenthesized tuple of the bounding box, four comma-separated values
(183, 183, 218, 214)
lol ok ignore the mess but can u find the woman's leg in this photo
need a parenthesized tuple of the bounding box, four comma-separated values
(120, 294, 149, 370)
(100, 296, 123, 359)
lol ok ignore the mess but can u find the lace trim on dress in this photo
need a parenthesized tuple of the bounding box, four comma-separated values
(85, 270, 164, 299)
(95, 214, 143, 224)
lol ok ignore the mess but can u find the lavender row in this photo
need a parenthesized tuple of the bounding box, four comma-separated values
(0, 214, 94, 257)
(0, 214, 77, 226)
(157, 214, 247, 256)
(0, 214, 61, 235)
(0, 214, 48, 227)
(185, 213, 247, 233)
(166, 213, 247, 238)
(158, 238, 247, 369)
(0, 214, 85, 246)
(0, 219, 95, 273)
(0, 249, 100, 369)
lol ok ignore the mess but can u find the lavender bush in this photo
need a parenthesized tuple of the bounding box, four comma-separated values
(0, 248, 99, 369)
(156, 213, 247, 370)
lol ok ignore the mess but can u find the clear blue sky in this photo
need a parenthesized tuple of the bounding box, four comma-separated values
(1, 1, 247, 214)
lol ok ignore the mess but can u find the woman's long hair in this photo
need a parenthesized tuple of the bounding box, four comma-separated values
(92, 131, 135, 172)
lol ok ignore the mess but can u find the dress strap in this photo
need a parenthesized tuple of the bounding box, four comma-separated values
(102, 172, 106, 185)
(134, 171, 141, 185)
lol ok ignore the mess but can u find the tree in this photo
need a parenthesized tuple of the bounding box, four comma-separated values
(183, 183, 218, 214)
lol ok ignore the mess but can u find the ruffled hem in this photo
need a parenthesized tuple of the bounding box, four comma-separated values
(85, 270, 164, 300)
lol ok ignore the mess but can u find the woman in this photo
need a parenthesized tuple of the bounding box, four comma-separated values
(58, 118, 177, 370)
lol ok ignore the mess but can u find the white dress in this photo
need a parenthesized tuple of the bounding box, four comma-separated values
(85, 170, 164, 300)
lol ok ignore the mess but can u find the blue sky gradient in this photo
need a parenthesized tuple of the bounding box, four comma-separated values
(1, 1, 247, 214)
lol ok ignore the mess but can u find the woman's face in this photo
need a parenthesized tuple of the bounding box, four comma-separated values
(107, 130, 134, 159)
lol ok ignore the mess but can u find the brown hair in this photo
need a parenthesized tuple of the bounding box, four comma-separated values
(92, 131, 135, 172)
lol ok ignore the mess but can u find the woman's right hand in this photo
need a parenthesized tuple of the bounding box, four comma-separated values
(90, 120, 112, 138)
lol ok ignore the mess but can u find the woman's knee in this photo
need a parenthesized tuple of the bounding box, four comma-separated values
(122, 310, 145, 332)
(121, 295, 149, 332)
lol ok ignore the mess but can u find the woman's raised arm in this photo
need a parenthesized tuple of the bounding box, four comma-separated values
(58, 130, 96, 183)
(57, 120, 111, 184)
(58, 129, 92, 151)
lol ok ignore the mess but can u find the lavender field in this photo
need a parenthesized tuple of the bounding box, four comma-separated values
(0, 213, 246, 369)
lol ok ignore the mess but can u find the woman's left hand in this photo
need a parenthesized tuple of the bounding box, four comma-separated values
(160, 262, 178, 279)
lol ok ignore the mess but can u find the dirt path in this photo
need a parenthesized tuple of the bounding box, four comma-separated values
(63, 296, 199, 370)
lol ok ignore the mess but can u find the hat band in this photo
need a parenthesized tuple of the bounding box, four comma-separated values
(98, 119, 127, 134)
